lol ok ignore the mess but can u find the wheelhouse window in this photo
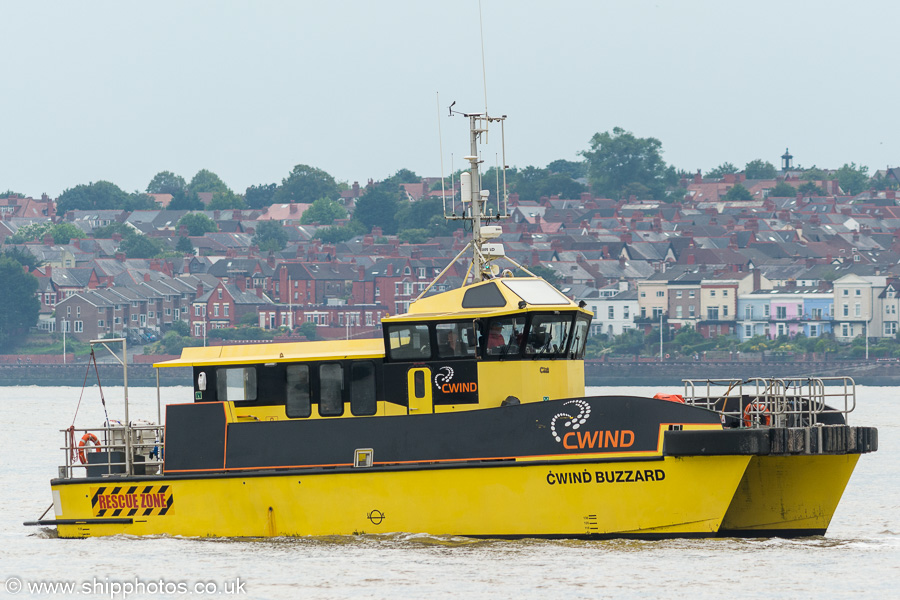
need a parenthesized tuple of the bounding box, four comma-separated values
(285, 365, 311, 418)
(216, 367, 257, 402)
(350, 361, 377, 416)
(436, 322, 476, 359)
(524, 314, 573, 357)
(318, 363, 344, 416)
(387, 324, 431, 361)
(569, 317, 590, 359)
(484, 316, 525, 357)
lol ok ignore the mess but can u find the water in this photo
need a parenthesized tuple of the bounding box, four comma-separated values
(1, 384, 898, 599)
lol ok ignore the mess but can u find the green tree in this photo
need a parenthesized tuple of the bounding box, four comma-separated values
(381, 168, 421, 187)
(547, 159, 587, 179)
(798, 181, 825, 196)
(581, 127, 675, 200)
(273, 164, 339, 205)
(1, 247, 42, 270)
(171, 319, 190, 336)
(157, 330, 201, 355)
(398, 229, 430, 244)
(167, 189, 205, 210)
(802, 166, 827, 181)
(146, 171, 186, 194)
(175, 236, 194, 254)
(119, 234, 163, 258)
(724, 183, 753, 201)
(744, 159, 777, 179)
(706, 162, 739, 179)
(0, 256, 40, 350)
(188, 169, 231, 195)
(314, 221, 365, 244)
(352, 183, 401, 234)
(123, 192, 158, 212)
(177, 213, 218, 236)
(300, 197, 347, 225)
(834, 162, 869, 195)
(298, 321, 319, 340)
(252, 220, 289, 252)
(92, 222, 136, 240)
(395, 197, 456, 237)
(523, 264, 563, 287)
(56, 181, 131, 214)
(8, 222, 87, 245)
(244, 183, 278, 209)
(207, 190, 246, 210)
(768, 182, 797, 197)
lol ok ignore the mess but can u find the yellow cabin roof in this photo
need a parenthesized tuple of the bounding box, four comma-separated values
(385, 277, 587, 322)
(154, 338, 384, 368)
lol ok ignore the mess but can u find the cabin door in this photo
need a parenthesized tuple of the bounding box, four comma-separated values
(407, 367, 433, 415)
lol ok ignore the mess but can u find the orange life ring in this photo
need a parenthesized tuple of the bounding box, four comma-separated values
(742, 402, 771, 427)
(78, 433, 101, 463)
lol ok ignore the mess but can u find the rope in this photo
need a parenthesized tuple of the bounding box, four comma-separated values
(91, 349, 110, 435)
(68, 350, 95, 462)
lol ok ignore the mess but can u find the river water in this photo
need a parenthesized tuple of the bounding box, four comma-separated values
(1, 384, 897, 599)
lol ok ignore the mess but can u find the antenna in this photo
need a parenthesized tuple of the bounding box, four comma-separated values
(437, 92, 447, 219)
(478, 0, 489, 120)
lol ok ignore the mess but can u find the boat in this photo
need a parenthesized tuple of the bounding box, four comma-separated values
(28, 111, 877, 540)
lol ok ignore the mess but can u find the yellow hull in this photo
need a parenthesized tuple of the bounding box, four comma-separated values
(719, 454, 861, 536)
(53, 455, 750, 539)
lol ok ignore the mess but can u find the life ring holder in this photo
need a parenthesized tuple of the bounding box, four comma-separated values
(742, 401, 772, 427)
(78, 433, 101, 464)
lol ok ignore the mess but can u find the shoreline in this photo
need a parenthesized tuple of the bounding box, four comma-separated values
(2, 359, 900, 387)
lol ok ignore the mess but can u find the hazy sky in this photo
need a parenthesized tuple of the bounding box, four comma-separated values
(4, 0, 898, 198)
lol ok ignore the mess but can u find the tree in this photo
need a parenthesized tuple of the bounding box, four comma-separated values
(705, 162, 739, 179)
(768, 182, 797, 197)
(802, 166, 827, 181)
(207, 190, 246, 210)
(8, 222, 87, 245)
(744, 159, 777, 179)
(0, 256, 40, 350)
(175, 236, 194, 254)
(298, 322, 319, 340)
(724, 184, 753, 201)
(119, 234, 163, 258)
(177, 213, 218, 236)
(398, 229, 430, 244)
(834, 163, 869, 195)
(547, 159, 587, 179)
(1, 247, 42, 270)
(252, 220, 288, 252)
(123, 192, 159, 212)
(244, 183, 278, 209)
(581, 127, 674, 200)
(798, 181, 825, 196)
(524, 264, 563, 287)
(165, 188, 203, 210)
(381, 168, 421, 187)
(92, 222, 136, 240)
(146, 171, 186, 195)
(56, 181, 131, 214)
(188, 169, 231, 195)
(352, 183, 401, 234)
(314, 222, 365, 244)
(300, 197, 347, 225)
(273, 164, 339, 205)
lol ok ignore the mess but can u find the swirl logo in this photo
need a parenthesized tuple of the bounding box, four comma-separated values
(550, 399, 591, 442)
(434, 366, 454, 387)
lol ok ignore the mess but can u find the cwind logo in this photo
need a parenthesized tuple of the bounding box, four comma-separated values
(550, 399, 634, 450)
(434, 366, 477, 394)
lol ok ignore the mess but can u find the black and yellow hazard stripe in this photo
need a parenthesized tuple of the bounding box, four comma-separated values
(91, 485, 173, 517)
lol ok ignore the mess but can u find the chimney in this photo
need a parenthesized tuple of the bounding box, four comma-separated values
(290, 204, 298, 214)
(43, 233, 53, 245)
(255, 286, 263, 298)
(196, 283, 204, 297)
(358, 265, 366, 280)
(45, 265, 52, 277)
(144, 273, 151, 282)
(115, 251, 126, 262)
(352, 181, 360, 197)
(236, 276, 246, 292)
(618, 256, 626, 268)
(694, 170, 703, 184)
(386, 263, 394, 277)
(724, 173, 736, 184)
(753, 269, 761, 291)
(687, 253, 696, 265)
(112, 233, 122, 242)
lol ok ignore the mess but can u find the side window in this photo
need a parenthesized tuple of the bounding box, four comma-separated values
(387, 324, 432, 360)
(485, 316, 525, 357)
(350, 361, 377, 416)
(525, 315, 574, 357)
(570, 318, 590, 359)
(216, 367, 257, 402)
(319, 363, 344, 416)
(285, 365, 311, 418)
(436, 322, 476, 358)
